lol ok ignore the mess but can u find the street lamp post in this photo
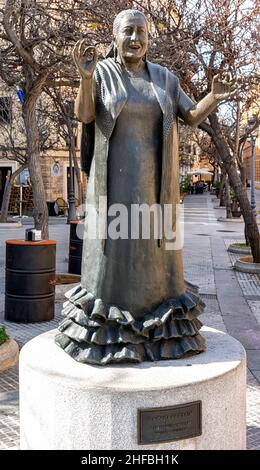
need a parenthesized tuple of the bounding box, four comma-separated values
(65, 100, 77, 224)
(249, 134, 257, 216)
(67, 146, 77, 223)
(248, 116, 258, 217)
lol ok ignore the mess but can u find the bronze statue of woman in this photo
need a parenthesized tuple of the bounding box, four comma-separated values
(56, 9, 236, 365)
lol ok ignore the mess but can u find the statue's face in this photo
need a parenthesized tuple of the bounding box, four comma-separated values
(115, 14, 148, 63)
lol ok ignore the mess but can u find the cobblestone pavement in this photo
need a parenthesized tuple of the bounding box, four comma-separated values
(0, 196, 260, 450)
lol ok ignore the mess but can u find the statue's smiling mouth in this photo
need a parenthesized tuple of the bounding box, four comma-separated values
(128, 44, 141, 49)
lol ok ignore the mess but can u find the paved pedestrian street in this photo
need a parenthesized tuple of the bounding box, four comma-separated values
(0, 194, 260, 450)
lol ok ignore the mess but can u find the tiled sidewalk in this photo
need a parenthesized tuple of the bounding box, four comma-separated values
(247, 372, 260, 450)
(183, 195, 260, 449)
(0, 308, 63, 449)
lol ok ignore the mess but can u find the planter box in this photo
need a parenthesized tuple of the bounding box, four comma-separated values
(231, 211, 242, 218)
(234, 257, 260, 274)
(228, 244, 251, 255)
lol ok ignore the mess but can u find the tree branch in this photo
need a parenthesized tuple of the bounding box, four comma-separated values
(3, 0, 39, 72)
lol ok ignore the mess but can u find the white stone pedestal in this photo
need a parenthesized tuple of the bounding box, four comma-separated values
(20, 327, 246, 450)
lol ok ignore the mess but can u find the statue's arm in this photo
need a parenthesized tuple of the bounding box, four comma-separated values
(73, 40, 97, 123)
(75, 77, 96, 123)
(178, 74, 237, 127)
(184, 91, 219, 127)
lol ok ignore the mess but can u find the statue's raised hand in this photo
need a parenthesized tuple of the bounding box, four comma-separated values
(211, 72, 237, 102)
(73, 39, 98, 80)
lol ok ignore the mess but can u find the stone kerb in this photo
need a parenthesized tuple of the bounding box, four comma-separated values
(217, 216, 243, 223)
(234, 257, 260, 274)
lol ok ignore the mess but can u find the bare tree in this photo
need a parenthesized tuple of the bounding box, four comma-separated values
(42, 87, 84, 205)
(137, 0, 260, 261)
(1, 0, 259, 259)
(0, 83, 28, 222)
(0, 0, 108, 237)
(0, 79, 61, 222)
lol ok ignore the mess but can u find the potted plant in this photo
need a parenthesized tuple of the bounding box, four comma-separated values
(213, 181, 221, 198)
(179, 176, 191, 202)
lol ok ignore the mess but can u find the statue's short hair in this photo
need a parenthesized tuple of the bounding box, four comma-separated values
(113, 9, 148, 37)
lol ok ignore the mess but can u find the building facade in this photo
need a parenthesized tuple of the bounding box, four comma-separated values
(243, 135, 260, 189)
(0, 84, 84, 214)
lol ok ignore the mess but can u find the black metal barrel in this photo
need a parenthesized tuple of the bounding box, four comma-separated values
(68, 221, 83, 275)
(5, 240, 56, 323)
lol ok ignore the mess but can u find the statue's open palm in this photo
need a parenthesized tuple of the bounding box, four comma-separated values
(212, 73, 237, 101)
(73, 39, 97, 79)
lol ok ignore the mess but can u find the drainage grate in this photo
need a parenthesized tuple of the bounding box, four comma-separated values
(200, 293, 218, 299)
(217, 230, 236, 233)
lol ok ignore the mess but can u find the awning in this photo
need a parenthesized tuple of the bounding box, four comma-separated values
(188, 169, 213, 176)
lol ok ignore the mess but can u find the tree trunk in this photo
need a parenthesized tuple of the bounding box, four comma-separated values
(229, 163, 259, 260)
(219, 172, 226, 206)
(208, 114, 260, 262)
(0, 164, 27, 222)
(23, 94, 49, 239)
(240, 164, 247, 187)
(244, 224, 250, 246)
(224, 179, 232, 218)
(212, 164, 218, 185)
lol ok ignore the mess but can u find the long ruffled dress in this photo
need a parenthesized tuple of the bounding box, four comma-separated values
(56, 64, 205, 365)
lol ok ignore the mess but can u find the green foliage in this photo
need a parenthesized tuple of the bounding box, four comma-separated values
(213, 181, 221, 189)
(233, 242, 250, 248)
(0, 326, 9, 346)
(180, 176, 191, 193)
(230, 187, 237, 201)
